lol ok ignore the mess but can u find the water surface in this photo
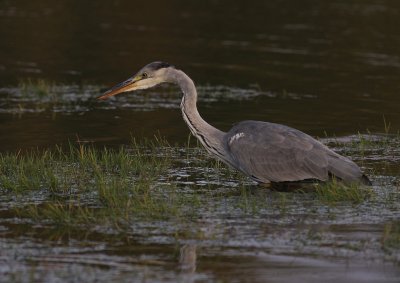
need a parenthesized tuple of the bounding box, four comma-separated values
(1, 0, 400, 151)
(0, 0, 400, 282)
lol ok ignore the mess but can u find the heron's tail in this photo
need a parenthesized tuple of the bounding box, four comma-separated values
(327, 152, 371, 185)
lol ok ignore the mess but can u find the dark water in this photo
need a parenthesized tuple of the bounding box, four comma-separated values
(1, 0, 400, 282)
(1, 0, 400, 151)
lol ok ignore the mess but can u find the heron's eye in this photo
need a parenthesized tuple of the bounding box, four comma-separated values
(142, 72, 148, 78)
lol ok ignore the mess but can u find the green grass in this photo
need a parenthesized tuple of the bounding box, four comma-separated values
(0, 132, 395, 232)
(312, 180, 374, 205)
(0, 134, 399, 283)
(0, 136, 379, 230)
(0, 139, 198, 228)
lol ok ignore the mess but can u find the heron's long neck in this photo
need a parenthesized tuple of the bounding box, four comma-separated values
(172, 70, 226, 157)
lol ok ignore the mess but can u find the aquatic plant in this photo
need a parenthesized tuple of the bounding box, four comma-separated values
(312, 180, 374, 205)
(18, 78, 56, 99)
(0, 139, 193, 227)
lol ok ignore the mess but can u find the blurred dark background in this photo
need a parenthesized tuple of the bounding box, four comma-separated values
(1, 0, 400, 151)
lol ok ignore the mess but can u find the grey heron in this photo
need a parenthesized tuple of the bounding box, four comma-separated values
(99, 62, 371, 185)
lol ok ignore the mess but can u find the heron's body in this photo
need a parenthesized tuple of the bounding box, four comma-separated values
(99, 62, 370, 185)
(224, 121, 367, 184)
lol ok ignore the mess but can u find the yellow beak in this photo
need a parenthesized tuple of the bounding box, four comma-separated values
(98, 76, 140, 100)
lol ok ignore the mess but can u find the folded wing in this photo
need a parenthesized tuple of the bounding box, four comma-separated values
(224, 121, 364, 184)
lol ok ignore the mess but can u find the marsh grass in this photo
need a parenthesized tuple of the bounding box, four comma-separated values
(0, 139, 199, 228)
(0, 130, 393, 235)
(1, 132, 400, 281)
(0, 135, 291, 230)
(322, 118, 400, 163)
(10, 79, 101, 116)
(18, 78, 57, 100)
(312, 180, 374, 205)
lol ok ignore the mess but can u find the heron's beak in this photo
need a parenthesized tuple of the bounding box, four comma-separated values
(98, 75, 142, 100)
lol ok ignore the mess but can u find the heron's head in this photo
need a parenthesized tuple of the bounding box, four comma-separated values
(98, 61, 175, 100)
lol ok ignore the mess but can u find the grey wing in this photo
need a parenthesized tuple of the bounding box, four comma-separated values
(223, 121, 363, 183)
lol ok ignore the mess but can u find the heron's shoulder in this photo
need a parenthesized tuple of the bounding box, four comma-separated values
(224, 121, 284, 145)
(225, 120, 320, 149)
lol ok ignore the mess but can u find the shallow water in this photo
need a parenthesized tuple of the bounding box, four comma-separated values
(1, 0, 400, 282)
(0, 136, 399, 282)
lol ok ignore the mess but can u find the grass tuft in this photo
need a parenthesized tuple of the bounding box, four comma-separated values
(312, 180, 374, 205)
(1, 139, 190, 228)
